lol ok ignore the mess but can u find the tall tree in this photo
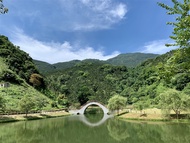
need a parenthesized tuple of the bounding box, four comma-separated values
(19, 96, 35, 117)
(159, 89, 190, 119)
(158, 0, 190, 48)
(108, 94, 127, 115)
(0, 0, 8, 14)
(29, 73, 45, 88)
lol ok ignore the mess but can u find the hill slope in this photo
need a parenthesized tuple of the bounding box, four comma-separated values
(0, 35, 52, 112)
(107, 53, 159, 67)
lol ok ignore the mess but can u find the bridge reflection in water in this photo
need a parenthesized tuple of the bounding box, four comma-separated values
(78, 114, 113, 127)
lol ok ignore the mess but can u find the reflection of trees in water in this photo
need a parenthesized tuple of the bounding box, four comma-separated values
(1, 117, 190, 143)
(85, 112, 104, 123)
(130, 122, 162, 143)
(0, 118, 67, 143)
(160, 123, 190, 143)
(107, 118, 130, 141)
(107, 120, 190, 143)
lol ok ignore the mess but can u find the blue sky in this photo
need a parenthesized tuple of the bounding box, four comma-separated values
(0, 0, 178, 63)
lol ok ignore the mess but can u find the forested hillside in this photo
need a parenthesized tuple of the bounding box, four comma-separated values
(46, 62, 129, 105)
(45, 48, 190, 108)
(0, 35, 51, 112)
(0, 35, 38, 85)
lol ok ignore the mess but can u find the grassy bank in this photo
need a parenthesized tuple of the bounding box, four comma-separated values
(117, 108, 190, 123)
(0, 111, 70, 123)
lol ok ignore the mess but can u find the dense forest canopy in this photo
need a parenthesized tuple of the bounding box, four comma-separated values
(0, 35, 40, 85)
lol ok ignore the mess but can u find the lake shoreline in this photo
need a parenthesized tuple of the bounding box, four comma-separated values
(0, 111, 71, 123)
(1, 109, 189, 124)
(118, 112, 190, 123)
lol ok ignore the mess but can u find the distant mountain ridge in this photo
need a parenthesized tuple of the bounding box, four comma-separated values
(107, 53, 159, 67)
(34, 53, 159, 74)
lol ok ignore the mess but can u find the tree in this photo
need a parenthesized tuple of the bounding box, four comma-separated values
(0, 95, 6, 113)
(29, 73, 45, 88)
(57, 94, 70, 109)
(0, 0, 8, 14)
(34, 96, 48, 113)
(158, 0, 190, 48)
(108, 94, 127, 115)
(19, 96, 35, 117)
(133, 100, 150, 115)
(159, 89, 190, 119)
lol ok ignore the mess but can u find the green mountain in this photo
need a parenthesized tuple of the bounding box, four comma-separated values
(33, 60, 81, 75)
(107, 53, 159, 67)
(34, 53, 158, 75)
(33, 60, 57, 74)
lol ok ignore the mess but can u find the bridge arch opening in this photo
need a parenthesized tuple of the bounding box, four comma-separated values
(84, 104, 104, 114)
(77, 102, 109, 115)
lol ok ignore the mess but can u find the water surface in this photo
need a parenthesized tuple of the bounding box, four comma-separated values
(0, 114, 190, 143)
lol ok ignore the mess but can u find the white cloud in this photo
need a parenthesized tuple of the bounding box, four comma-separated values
(140, 39, 178, 54)
(49, 0, 127, 31)
(110, 3, 127, 19)
(10, 29, 120, 64)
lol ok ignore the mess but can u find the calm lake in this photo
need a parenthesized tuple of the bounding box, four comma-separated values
(0, 114, 190, 143)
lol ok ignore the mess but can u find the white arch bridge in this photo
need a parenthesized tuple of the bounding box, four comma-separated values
(68, 101, 112, 127)
(69, 101, 109, 115)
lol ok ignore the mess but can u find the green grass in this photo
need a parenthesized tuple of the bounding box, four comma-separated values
(0, 83, 52, 111)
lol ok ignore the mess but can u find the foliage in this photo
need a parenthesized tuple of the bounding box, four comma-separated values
(57, 94, 69, 108)
(46, 62, 128, 105)
(0, 95, 6, 113)
(19, 95, 35, 116)
(0, 35, 40, 84)
(158, 0, 190, 48)
(41, 46, 190, 108)
(108, 94, 127, 115)
(34, 96, 48, 112)
(0, 83, 51, 112)
(159, 89, 190, 119)
(29, 73, 45, 89)
(134, 101, 149, 113)
(0, 0, 8, 14)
